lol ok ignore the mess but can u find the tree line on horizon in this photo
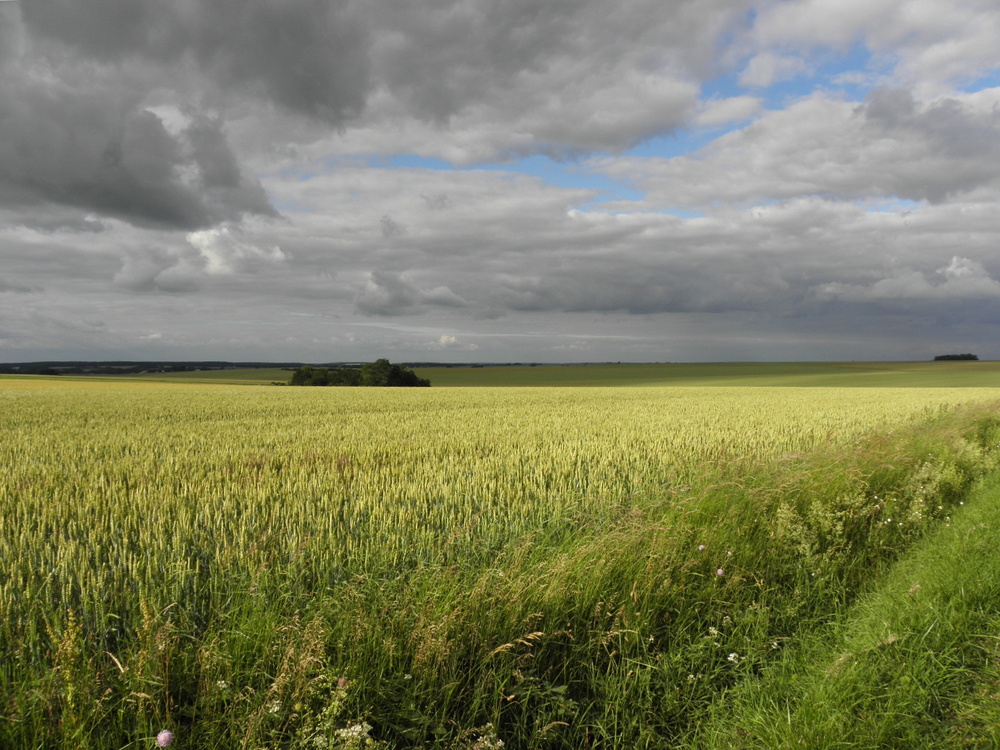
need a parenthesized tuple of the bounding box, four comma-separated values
(289, 359, 430, 387)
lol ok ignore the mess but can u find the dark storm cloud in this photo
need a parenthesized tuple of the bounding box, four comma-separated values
(360, 0, 742, 154)
(1, 1, 353, 230)
(0, 72, 277, 229)
(20, 0, 371, 123)
(0, 278, 35, 294)
(3, 0, 749, 235)
(857, 87, 1000, 202)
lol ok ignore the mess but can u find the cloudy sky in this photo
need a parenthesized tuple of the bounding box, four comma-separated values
(2, 0, 999, 363)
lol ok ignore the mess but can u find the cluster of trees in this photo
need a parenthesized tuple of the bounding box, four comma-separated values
(289, 359, 430, 387)
(934, 353, 979, 361)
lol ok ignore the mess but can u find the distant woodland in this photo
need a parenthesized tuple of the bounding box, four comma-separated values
(933, 353, 979, 361)
(289, 359, 430, 387)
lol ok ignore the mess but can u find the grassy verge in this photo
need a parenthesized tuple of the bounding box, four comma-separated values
(690, 441, 1000, 748)
(2, 402, 1000, 748)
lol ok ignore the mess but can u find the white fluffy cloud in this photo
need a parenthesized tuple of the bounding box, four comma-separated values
(187, 224, 286, 276)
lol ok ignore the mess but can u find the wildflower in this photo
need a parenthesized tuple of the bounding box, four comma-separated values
(335, 722, 373, 743)
(716, 569, 724, 576)
(708, 626, 719, 637)
(727, 652, 740, 664)
(156, 730, 174, 747)
(698, 545, 706, 551)
(216, 680, 229, 690)
(727, 551, 732, 556)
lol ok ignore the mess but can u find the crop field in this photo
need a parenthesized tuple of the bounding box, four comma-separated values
(3, 374, 1000, 748)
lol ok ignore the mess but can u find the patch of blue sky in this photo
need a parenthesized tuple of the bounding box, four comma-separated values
(699, 38, 876, 110)
(381, 154, 453, 171)
(592, 205, 705, 220)
(626, 43, 877, 164)
(623, 129, 719, 160)
(956, 68, 1000, 93)
(856, 197, 922, 214)
(268, 192, 316, 213)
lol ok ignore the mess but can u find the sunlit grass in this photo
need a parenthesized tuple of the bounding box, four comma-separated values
(691, 468, 1000, 749)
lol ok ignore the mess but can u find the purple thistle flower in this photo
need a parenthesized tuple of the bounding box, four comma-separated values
(156, 729, 174, 747)
(716, 569, 724, 576)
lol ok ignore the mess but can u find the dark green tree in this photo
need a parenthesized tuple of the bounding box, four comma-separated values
(289, 360, 428, 387)
(359, 359, 430, 387)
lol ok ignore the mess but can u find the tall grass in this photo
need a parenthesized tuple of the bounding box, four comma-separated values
(690, 457, 1000, 748)
(1, 379, 999, 747)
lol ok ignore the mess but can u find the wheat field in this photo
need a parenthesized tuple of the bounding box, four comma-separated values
(3, 376, 1000, 747)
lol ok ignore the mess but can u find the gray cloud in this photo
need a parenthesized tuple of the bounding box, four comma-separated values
(355, 270, 469, 317)
(814, 256, 1000, 302)
(0, 278, 35, 294)
(0, 71, 278, 229)
(20, 0, 371, 123)
(599, 86, 1000, 209)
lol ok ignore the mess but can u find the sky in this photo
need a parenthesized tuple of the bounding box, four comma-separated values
(2, 0, 1000, 363)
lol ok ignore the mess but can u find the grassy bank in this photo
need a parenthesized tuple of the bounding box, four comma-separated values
(691, 448, 1000, 748)
(1, 381, 999, 747)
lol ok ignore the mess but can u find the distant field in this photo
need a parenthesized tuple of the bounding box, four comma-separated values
(116, 360, 1000, 387)
(127, 367, 296, 384)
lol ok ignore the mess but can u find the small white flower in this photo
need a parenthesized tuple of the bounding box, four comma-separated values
(727, 652, 740, 664)
(335, 722, 373, 741)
